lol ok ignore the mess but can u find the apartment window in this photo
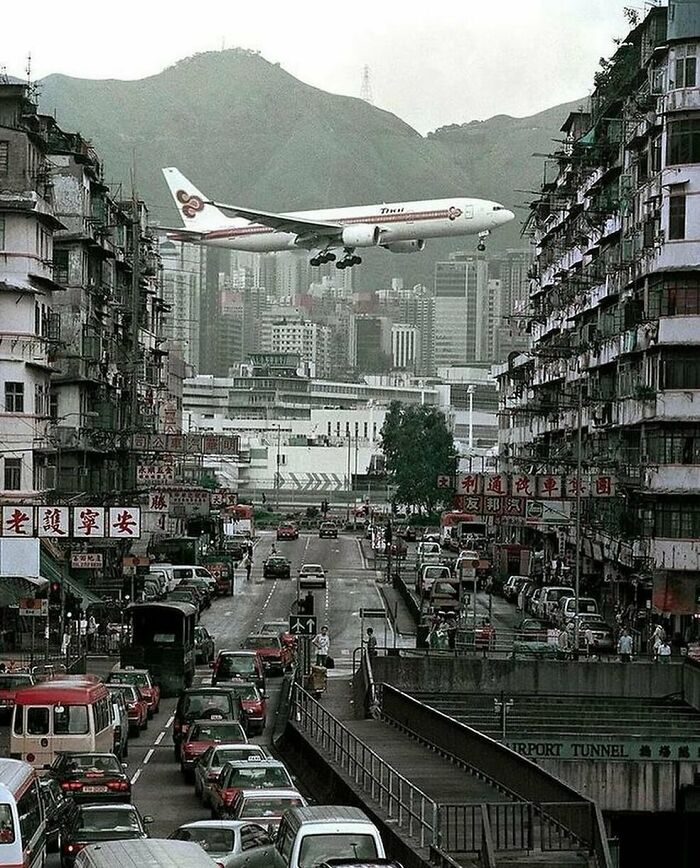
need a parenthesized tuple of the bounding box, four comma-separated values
(4, 382, 24, 413)
(53, 249, 69, 285)
(0, 141, 8, 175)
(649, 273, 700, 317)
(661, 354, 700, 389)
(669, 192, 687, 240)
(667, 118, 700, 165)
(4, 458, 22, 491)
(654, 502, 700, 539)
(674, 46, 697, 89)
(647, 427, 700, 465)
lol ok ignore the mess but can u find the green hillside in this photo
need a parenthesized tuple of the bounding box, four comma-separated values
(38, 49, 584, 289)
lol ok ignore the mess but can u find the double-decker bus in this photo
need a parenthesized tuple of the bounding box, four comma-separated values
(121, 602, 197, 697)
(10, 679, 112, 768)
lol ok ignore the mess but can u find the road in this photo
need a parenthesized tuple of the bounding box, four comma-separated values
(10, 529, 396, 860)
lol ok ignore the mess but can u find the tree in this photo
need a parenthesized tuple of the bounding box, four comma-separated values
(380, 402, 457, 514)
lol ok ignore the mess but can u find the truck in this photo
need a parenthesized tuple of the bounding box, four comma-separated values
(224, 805, 386, 868)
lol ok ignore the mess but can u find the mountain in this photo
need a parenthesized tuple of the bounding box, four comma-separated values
(38, 49, 584, 289)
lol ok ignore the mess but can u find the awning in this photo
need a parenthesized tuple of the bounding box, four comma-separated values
(0, 575, 49, 607)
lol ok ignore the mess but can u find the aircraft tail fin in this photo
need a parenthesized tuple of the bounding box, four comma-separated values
(162, 167, 232, 229)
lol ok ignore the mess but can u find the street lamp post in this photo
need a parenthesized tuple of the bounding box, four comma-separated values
(467, 385, 476, 452)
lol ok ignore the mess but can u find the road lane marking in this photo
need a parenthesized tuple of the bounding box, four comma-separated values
(356, 538, 369, 569)
(143, 749, 154, 764)
(166, 715, 174, 727)
(130, 768, 141, 785)
(154, 731, 165, 745)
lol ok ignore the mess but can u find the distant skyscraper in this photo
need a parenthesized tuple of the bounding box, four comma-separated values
(434, 254, 489, 367)
(488, 249, 530, 359)
(391, 324, 419, 370)
(160, 239, 203, 370)
(200, 246, 231, 374)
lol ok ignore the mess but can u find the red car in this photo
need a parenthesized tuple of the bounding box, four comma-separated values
(0, 671, 33, 720)
(240, 635, 289, 675)
(106, 668, 160, 718)
(217, 679, 267, 734)
(209, 759, 294, 819)
(276, 522, 299, 541)
(180, 718, 248, 781)
(109, 683, 148, 735)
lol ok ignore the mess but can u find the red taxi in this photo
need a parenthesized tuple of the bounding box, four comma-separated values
(108, 683, 148, 735)
(106, 667, 160, 718)
(240, 635, 289, 675)
(276, 522, 299, 541)
(0, 671, 33, 720)
(216, 680, 267, 734)
(179, 718, 247, 781)
(209, 758, 294, 819)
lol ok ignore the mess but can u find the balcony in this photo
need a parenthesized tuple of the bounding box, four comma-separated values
(657, 316, 700, 346)
(663, 87, 700, 113)
(643, 465, 700, 493)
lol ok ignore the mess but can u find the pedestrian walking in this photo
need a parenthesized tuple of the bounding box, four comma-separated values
(366, 627, 378, 657)
(243, 555, 252, 582)
(658, 638, 672, 663)
(312, 625, 330, 667)
(617, 628, 633, 662)
(584, 626, 594, 658)
(557, 627, 570, 660)
(87, 615, 97, 653)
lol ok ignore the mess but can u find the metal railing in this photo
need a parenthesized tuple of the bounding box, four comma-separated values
(292, 683, 437, 848)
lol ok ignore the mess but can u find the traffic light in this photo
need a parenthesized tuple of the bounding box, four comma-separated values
(321, 499, 329, 514)
(49, 581, 62, 605)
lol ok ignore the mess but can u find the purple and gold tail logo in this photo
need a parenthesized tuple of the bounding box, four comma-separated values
(448, 206, 462, 221)
(176, 190, 205, 219)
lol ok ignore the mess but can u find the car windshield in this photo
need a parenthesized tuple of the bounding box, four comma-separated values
(301, 566, 322, 573)
(189, 723, 243, 741)
(228, 767, 289, 788)
(66, 755, 121, 774)
(225, 683, 258, 700)
(240, 797, 300, 817)
(181, 694, 233, 719)
(213, 747, 264, 767)
(261, 622, 286, 634)
(244, 637, 277, 650)
(79, 808, 141, 832)
(112, 685, 139, 701)
(218, 656, 255, 676)
(298, 833, 378, 868)
(175, 827, 235, 853)
(0, 675, 31, 690)
(109, 672, 148, 687)
(267, 558, 287, 566)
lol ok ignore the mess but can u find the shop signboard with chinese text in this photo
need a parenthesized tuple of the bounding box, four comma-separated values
(19, 598, 48, 617)
(0, 506, 141, 538)
(70, 553, 104, 569)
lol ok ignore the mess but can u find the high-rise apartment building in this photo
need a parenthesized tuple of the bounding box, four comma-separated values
(434, 254, 489, 367)
(263, 319, 332, 378)
(496, 3, 700, 634)
(160, 239, 203, 369)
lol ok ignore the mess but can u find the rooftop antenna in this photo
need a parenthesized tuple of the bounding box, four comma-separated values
(360, 65, 374, 104)
(25, 52, 31, 84)
(0, 66, 8, 84)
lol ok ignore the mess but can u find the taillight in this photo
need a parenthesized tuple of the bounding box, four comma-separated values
(207, 771, 219, 780)
(106, 780, 129, 791)
(61, 781, 83, 791)
(64, 842, 86, 855)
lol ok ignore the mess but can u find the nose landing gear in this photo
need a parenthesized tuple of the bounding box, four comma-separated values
(477, 230, 490, 252)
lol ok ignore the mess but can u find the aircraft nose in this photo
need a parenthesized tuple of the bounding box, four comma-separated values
(493, 207, 515, 227)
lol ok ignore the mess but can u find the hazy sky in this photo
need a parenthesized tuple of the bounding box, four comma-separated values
(4, 1, 655, 133)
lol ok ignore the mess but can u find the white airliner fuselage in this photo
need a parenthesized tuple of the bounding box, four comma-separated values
(162, 168, 515, 268)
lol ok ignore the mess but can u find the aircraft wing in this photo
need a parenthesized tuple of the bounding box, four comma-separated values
(206, 199, 343, 239)
(151, 225, 207, 241)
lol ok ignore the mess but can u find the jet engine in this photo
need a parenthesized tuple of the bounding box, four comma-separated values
(341, 225, 381, 247)
(382, 240, 426, 254)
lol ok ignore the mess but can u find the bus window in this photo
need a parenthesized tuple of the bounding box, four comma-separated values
(17, 782, 41, 848)
(0, 804, 15, 843)
(27, 708, 49, 736)
(54, 704, 89, 735)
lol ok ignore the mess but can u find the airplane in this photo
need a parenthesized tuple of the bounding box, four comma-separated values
(161, 167, 515, 269)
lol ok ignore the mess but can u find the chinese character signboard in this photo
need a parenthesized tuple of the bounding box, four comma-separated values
(73, 507, 105, 538)
(147, 491, 170, 513)
(436, 475, 452, 489)
(457, 473, 482, 495)
(137, 463, 176, 485)
(168, 490, 211, 517)
(70, 553, 104, 569)
(38, 506, 69, 538)
(564, 475, 589, 498)
(537, 475, 563, 499)
(511, 474, 536, 498)
(108, 508, 141, 538)
(592, 474, 616, 497)
(2, 507, 34, 537)
(484, 473, 507, 496)
(19, 598, 48, 617)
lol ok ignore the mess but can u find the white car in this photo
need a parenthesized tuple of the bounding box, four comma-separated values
(298, 564, 327, 589)
(169, 820, 274, 867)
(193, 743, 269, 806)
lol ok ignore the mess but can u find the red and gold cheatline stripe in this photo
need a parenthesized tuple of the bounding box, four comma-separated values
(203, 209, 456, 240)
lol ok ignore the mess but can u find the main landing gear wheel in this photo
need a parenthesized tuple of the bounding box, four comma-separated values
(310, 251, 337, 266)
(336, 255, 362, 269)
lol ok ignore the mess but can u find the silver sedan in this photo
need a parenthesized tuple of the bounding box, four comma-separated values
(193, 743, 269, 806)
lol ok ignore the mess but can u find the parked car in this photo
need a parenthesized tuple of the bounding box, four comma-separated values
(106, 668, 160, 718)
(169, 820, 273, 866)
(179, 578, 213, 609)
(427, 579, 460, 614)
(415, 542, 441, 569)
(566, 615, 615, 653)
(298, 563, 327, 590)
(193, 744, 269, 807)
(195, 626, 216, 664)
(514, 618, 549, 642)
(216, 681, 268, 735)
(108, 683, 148, 736)
(416, 564, 452, 598)
(212, 650, 266, 691)
(240, 635, 289, 675)
(527, 587, 543, 616)
(180, 718, 248, 781)
(225, 788, 307, 831)
(276, 523, 299, 541)
(502, 575, 529, 602)
(263, 556, 291, 580)
(538, 586, 575, 622)
(173, 687, 242, 759)
(39, 777, 80, 853)
(46, 752, 131, 804)
(319, 522, 338, 539)
(107, 688, 129, 760)
(557, 596, 600, 627)
(61, 803, 152, 866)
(210, 760, 295, 820)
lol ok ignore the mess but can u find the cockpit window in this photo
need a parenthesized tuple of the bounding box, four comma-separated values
(493, 205, 504, 211)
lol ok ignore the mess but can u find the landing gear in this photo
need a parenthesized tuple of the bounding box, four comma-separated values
(336, 248, 362, 269)
(477, 230, 490, 252)
(309, 250, 337, 266)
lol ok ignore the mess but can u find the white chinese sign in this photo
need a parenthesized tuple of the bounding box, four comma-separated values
(73, 507, 106, 538)
(108, 508, 142, 538)
(38, 506, 70, 538)
(2, 506, 35, 537)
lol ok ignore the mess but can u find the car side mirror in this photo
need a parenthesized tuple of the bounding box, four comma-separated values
(144, 816, 154, 824)
(122, 762, 128, 769)
(209, 661, 214, 668)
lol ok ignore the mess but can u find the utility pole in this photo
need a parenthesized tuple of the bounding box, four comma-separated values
(574, 380, 583, 659)
(275, 425, 281, 512)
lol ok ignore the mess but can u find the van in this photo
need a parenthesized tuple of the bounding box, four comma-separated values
(558, 596, 599, 626)
(539, 586, 575, 622)
(0, 758, 46, 868)
(74, 839, 215, 868)
(428, 579, 460, 613)
(416, 564, 452, 598)
(503, 575, 529, 602)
